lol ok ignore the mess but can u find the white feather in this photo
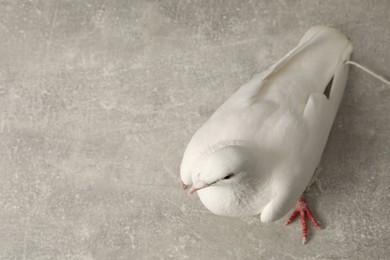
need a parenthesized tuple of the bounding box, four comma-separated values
(180, 26, 353, 222)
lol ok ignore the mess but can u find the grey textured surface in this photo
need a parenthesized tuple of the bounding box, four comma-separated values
(0, 1, 389, 259)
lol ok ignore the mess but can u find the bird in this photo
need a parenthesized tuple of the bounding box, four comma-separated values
(180, 26, 353, 244)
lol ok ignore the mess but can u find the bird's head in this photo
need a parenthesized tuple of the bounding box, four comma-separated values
(188, 145, 266, 216)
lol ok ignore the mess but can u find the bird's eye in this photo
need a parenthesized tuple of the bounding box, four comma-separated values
(222, 173, 235, 180)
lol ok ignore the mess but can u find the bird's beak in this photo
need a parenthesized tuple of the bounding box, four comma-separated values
(188, 181, 209, 196)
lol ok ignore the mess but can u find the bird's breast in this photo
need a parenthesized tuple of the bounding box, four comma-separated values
(197, 185, 267, 217)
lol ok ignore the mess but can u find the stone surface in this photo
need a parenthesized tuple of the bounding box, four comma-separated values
(0, 1, 389, 259)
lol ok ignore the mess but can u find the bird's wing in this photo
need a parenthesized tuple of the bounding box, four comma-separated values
(223, 27, 323, 108)
(257, 27, 352, 222)
(260, 93, 332, 222)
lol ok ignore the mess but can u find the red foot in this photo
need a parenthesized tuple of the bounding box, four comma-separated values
(284, 195, 321, 244)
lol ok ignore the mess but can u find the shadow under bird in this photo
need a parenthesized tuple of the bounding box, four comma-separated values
(180, 26, 353, 244)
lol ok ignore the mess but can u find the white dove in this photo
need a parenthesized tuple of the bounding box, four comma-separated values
(180, 26, 353, 244)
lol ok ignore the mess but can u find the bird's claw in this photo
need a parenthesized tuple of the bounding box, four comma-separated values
(180, 180, 188, 190)
(285, 195, 321, 245)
